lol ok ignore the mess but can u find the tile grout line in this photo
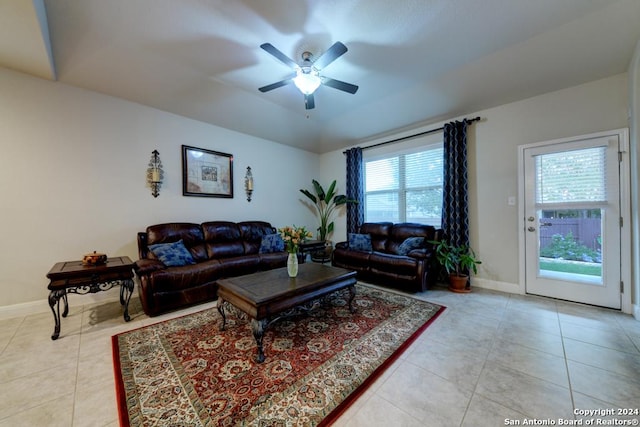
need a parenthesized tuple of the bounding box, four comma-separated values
(463, 293, 523, 418)
(69, 304, 88, 427)
(457, 294, 511, 426)
(557, 309, 578, 421)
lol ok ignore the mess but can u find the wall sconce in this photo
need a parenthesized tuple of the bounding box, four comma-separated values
(245, 166, 253, 202)
(146, 150, 163, 198)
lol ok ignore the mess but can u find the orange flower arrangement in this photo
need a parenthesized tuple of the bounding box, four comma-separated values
(278, 225, 313, 253)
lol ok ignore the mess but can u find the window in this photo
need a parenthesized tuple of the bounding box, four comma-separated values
(364, 144, 443, 226)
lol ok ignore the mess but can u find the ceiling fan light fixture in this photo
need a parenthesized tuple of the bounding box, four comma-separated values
(293, 68, 321, 95)
(259, 42, 356, 108)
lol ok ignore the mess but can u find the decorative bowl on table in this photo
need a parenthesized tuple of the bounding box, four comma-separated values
(82, 251, 107, 266)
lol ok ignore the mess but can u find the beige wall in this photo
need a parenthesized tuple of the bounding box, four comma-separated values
(0, 68, 319, 309)
(323, 72, 631, 297)
(472, 73, 628, 291)
(2, 65, 635, 315)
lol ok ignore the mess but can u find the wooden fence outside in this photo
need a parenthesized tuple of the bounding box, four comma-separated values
(539, 218, 601, 250)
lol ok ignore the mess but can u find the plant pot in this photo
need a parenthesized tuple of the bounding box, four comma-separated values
(448, 274, 471, 293)
(311, 240, 333, 263)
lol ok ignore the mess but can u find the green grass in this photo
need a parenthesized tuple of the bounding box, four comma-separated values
(539, 260, 601, 277)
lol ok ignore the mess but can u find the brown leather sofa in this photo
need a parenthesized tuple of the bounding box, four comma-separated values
(332, 222, 442, 292)
(134, 221, 287, 316)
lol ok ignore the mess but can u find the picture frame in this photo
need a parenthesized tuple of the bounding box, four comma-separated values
(182, 145, 234, 198)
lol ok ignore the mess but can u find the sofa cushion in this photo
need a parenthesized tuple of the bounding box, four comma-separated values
(387, 223, 436, 255)
(202, 221, 245, 258)
(332, 246, 372, 270)
(369, 252, 418, 277)
(397, 237, 425, 256)
(146, 259, 222, 292)
(258, 252, 288, 270)
(239, 221, 278, 255)
(348, 233, 373, 252)
(217, 255, 261, 277)
(146, 223, 207, 261)
(259, 233, 285, 253)
(359, 222, 393, 252)
(148, 240, 196, 267)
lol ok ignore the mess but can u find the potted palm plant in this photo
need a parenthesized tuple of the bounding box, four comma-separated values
(432, 240, 481, 293)
(300, 179, 357, 261)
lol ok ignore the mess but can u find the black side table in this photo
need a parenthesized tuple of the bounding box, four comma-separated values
(298, 240, 327, 263)
(46, 256, 135, 340)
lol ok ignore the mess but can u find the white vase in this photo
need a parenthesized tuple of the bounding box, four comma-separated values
(287, 252, 298, 277)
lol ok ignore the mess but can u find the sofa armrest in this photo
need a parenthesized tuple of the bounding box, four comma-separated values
(137, 232, 150, 259)
(407, 248, 432, 260)
(134, 258, 166, 276)
(335, 241, 349, 250)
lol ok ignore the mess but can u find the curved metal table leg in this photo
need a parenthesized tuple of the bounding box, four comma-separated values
(61, 291, 69, 318)
(119, 282, 126, 305)
(217, 299, 227, 331)
(251, 318, 268, 363)
(48, 290, 66, 340)
(348, 285, 356, 313)
(121, 279, 134, 322)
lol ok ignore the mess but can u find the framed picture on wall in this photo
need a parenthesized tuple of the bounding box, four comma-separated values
(182, 145, 234, 198)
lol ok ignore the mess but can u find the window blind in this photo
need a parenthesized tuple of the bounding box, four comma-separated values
(364, 146, 443, 225)
(535, 147, 607, 204)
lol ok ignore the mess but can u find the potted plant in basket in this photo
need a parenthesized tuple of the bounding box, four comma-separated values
(300, 179, 357, 262)
(432, 240, 481, 293)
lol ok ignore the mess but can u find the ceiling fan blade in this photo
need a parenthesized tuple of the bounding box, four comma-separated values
(312, 41, 348, 70)
(321, 77, 359, 94)
(260, 43, 298, 69)
(258, 76, 294, 92)
(304, 94, 315, 110)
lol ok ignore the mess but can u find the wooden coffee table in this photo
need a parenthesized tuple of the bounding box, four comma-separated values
(216, 263, 357, 363)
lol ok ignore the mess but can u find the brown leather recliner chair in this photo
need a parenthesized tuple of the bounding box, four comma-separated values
(332, 222, 442, 292)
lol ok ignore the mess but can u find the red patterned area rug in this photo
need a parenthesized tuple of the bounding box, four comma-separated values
(112, 284, 445, 426)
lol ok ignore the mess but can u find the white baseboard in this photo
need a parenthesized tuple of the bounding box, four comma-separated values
(471, 277, 523, 295)
(0, 299, 49, 320)
(473, 279, 639, 320)
(0, 292, 133, 320)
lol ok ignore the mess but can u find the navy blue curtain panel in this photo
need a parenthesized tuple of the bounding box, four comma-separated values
(442, 120, 469, 248)
(345, 147, 364, 234)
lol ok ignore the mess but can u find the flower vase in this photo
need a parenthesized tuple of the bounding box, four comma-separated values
(287, 252, 298, 278)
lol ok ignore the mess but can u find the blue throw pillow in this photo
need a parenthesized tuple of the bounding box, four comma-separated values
(397, 237, 425, 256)
(259, 233, 285, 253)
(348, 233, 372, 252)
(148, 239, 195, 267)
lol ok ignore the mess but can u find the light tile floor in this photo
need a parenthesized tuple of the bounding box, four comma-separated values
(1, 285, 639, 426)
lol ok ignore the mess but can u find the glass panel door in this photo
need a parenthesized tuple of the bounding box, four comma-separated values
(523, 135, 621, 309)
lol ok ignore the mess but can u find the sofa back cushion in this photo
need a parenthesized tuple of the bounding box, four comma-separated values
(386, 223, 436, 255)
(145, 223, 207, 261)
(238, 221, 278, 255)
(359, 222, 393, 252)
(202, 221, 245, 259)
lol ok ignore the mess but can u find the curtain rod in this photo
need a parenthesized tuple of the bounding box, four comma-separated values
(344, 116, 481, 153)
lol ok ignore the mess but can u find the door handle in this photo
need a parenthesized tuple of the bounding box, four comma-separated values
(527, 226, 536, 232)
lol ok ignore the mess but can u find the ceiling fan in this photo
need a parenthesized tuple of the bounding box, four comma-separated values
(258, 41, 358, 110)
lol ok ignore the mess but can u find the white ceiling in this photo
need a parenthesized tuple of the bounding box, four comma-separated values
(2, 0, 640, 154)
